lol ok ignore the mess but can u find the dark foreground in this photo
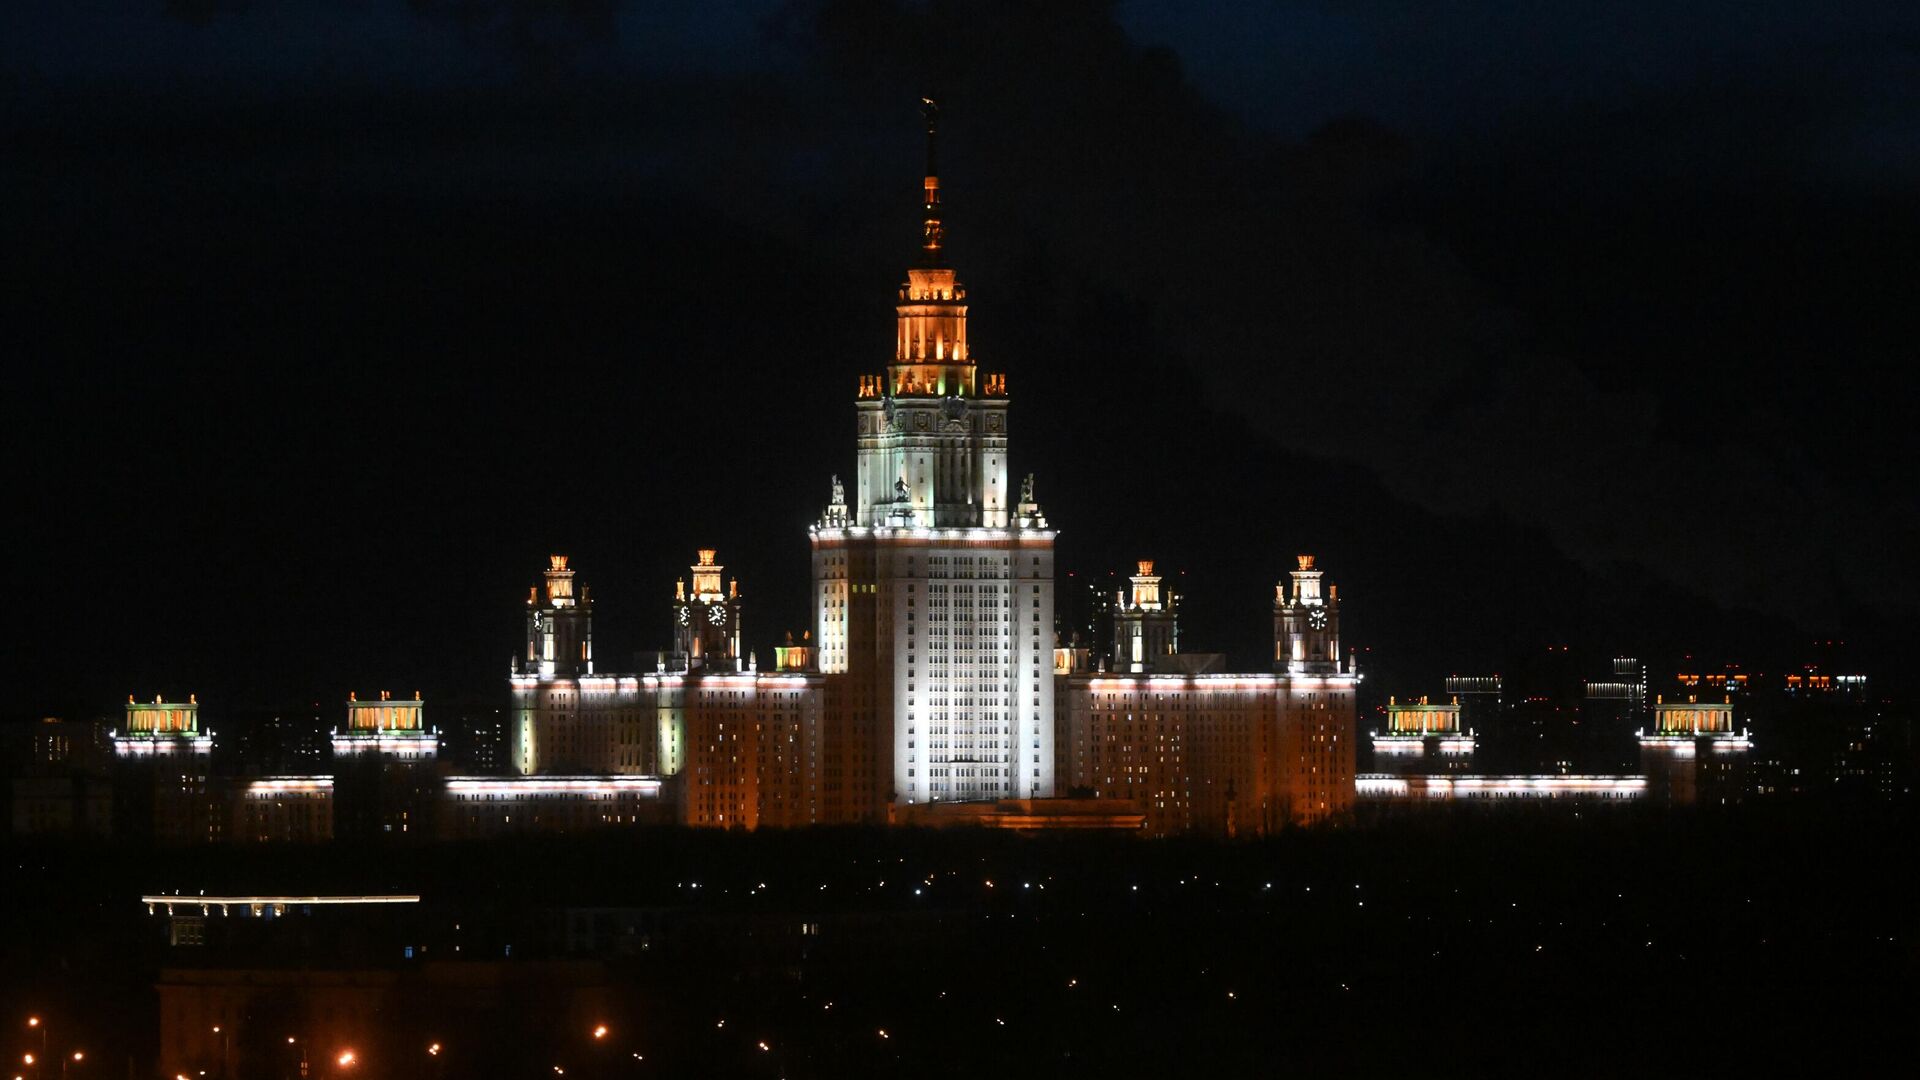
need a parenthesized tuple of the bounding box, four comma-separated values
(6, 807, 1913, 1078)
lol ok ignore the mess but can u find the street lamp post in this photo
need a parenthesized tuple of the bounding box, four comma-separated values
(210, 1026, 228, 1080)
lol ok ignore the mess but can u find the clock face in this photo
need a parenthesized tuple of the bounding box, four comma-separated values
(707, 604, 728, 626)
(1308, 607, 1328, 631)
(675, 605, 690, 626)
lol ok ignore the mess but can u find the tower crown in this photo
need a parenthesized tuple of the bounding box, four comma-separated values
(1128, 561, 1164, 610)
(688, 549, 728, 601)
(839, 100, 1019, 530)
(545, 554, 577, 607)
(886, 97, 976, 396)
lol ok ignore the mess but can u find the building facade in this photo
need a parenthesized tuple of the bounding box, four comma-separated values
(1057, 557, 1359, 835)
(1639, 696, 1751, 806)
(1370, 697, 1476, 774)
(511, 557, 654, 776)
(113, 696, 222, 843)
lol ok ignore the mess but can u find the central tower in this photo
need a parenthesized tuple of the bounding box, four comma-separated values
(850, 100, 1011, 528)
(812, 101, 1056, 810)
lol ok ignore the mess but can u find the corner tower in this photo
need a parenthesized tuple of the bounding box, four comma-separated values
(812, 100, 1057, 810)
(1276, 554, 1342, 674)
(673, 549, 743, 672)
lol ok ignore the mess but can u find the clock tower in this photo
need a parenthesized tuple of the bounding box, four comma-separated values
(674, 549, 743, 672)
(1276, 554, 1341, 674)
(525, 555, 593, 678)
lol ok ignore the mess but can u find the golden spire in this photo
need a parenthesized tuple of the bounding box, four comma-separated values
(920, 97, 943, 266)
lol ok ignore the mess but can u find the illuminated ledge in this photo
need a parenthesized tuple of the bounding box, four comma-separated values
(331, 732, 438, 758)
(645, 673, 826, 688)
(113, 735, 213, 757)
(508, 675, 651, 691)
(1639, 733, 1751, 755)
(142, 895, 420, 916)
(810, 526, 1058, 542)
(244, 778, 334, 795)
(1357, 774, 1647, 800)
(1371, 737, 1428, 754)
(1079, 673, 1359, 691)
(443, 777, 664, 797)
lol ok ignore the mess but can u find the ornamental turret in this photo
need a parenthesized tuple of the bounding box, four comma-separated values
(518, 555, 594, 678)
(1275, 554, 1342, 674)
(1112, 560, 1179, 672)
(672, 549, 743, 671)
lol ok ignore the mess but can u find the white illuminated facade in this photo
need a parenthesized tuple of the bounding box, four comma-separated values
(811, 102, 1055, 807)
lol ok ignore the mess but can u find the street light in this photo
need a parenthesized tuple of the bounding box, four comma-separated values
(335, 1050, 355, 1069)
(591, 1025, 608, 1041)
(24, 1020, 46, 1080)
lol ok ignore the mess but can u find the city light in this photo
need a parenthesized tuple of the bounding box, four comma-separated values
(591, 1025, 608, 1040)
(427, 1043, 441, 1056)
(336, 1050, 355, 1068)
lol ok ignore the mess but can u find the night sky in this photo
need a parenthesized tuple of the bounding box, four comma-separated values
(6, 1, 1917, 717)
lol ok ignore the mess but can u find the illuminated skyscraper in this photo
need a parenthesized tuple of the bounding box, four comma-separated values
(810, 100, 1057, 808)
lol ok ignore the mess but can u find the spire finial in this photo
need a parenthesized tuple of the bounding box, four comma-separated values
(919, 97, 943, 264)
